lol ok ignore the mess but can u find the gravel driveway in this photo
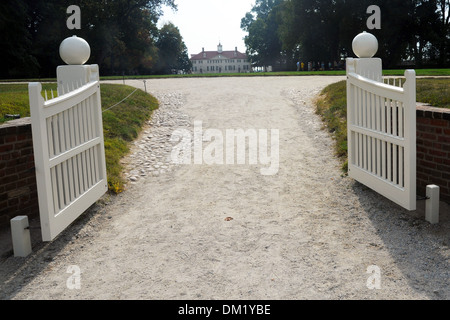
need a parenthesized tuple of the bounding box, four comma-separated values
(1, 76, 449, 300)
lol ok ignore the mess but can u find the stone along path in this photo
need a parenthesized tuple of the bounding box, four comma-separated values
(1, 76, 449, 300)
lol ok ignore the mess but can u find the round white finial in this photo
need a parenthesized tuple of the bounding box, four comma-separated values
(59, 36, 91, 65)
(352, 32, 378, 58)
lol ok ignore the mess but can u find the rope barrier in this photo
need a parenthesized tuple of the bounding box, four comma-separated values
(102, 88, 139, 113)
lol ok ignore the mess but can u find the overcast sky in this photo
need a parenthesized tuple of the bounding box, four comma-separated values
(158, 0, 255, 56)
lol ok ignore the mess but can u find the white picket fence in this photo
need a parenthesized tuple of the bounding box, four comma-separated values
(346, 58, 416, 211)
(29, 69, 108, 241)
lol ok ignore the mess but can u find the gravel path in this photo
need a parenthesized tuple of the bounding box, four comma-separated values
(1, 76, 449, 300)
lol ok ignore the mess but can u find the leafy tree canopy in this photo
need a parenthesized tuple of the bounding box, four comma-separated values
(0, 0, 194, 78)
(241, 0, 450, 69)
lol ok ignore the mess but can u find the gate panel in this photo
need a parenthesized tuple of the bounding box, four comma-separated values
(29, 79, 108, 241)
(347, 58, 416, 210)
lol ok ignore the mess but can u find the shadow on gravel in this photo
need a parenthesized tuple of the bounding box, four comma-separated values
(0, 195, 113, 300)
(351, 181, 450, 300)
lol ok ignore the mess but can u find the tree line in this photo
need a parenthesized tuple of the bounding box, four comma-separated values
(241, 0, 450, 70)
(0, 0, 191, 79)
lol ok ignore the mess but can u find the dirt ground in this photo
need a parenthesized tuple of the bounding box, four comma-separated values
(1, 76, 449, 300)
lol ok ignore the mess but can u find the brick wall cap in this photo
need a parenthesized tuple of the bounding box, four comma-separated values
(417, 104, 450, 120)
(0, 117, 31, 129)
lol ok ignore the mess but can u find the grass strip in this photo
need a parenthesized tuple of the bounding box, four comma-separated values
(314, 78, 450, 172)
(1, 68, 449, 82)
(0, 83, 158, 193)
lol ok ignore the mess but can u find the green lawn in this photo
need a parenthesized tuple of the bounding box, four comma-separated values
(383, 68, 450, 76)
(96, 68, 450, 79)
(0, 83, 59, 122)
(1, 68, 449, 82)
(315, 78, 450, 172)
(0, 83, 159, 194)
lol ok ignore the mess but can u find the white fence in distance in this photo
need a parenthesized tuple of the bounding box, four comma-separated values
(29, 69, 108, 241)
(346, 58, 416, 211)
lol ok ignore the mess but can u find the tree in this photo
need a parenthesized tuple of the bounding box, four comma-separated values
(278, 0, 345, 66)
(155, 22, 191, 74)
(406, 0, 440, 66)
(243, 0, 449, 69)
(0, 0, 39, 78)
(176, 45, 192, 74)
(0, 0, 177, 78)
(72, 0, 176, 75)
(241, 0, 284, 70)
(435, 0, 450, 66)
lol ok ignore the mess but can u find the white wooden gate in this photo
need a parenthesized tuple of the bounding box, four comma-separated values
(29, 71, 108, 241)
(346, 58, 416, 210)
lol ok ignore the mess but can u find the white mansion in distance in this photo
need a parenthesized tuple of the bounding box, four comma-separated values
(190, 43, 251, 74)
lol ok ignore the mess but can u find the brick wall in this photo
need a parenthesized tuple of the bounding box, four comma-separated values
(0, 118, 39, 228)
(416, 105, 450, 203)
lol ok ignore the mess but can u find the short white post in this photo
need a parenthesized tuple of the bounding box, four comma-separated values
(11, 216, 32, 257)
(425, 185, 440, 224)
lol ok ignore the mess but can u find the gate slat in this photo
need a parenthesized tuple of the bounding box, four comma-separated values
(74, 104, 81, 147)
(68, 158, 75, 202)
(53, 115, 61, 156)
(77, 153, 84, 194)
(82, 100, 89, 143)
(51, 166, 58, 213)
(393, 100, 398, 137)
(63, 110, 71, 151)
(393, 144, 398, 185)
(47, 118, 55, 158)
(56, 163, 64, 211)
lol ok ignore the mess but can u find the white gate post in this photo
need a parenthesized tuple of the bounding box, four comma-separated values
(30, 35, 107, 242)
(351, 31, 382, 81)
(404, 69, 417, 211)
(426, 185, 440, 224)
(57, 35, 99, 92)
(346, 32, 417, 211)
(11, 216, 32, 257)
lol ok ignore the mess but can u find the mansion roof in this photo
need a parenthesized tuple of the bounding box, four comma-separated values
(190, 49, 248, 61)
